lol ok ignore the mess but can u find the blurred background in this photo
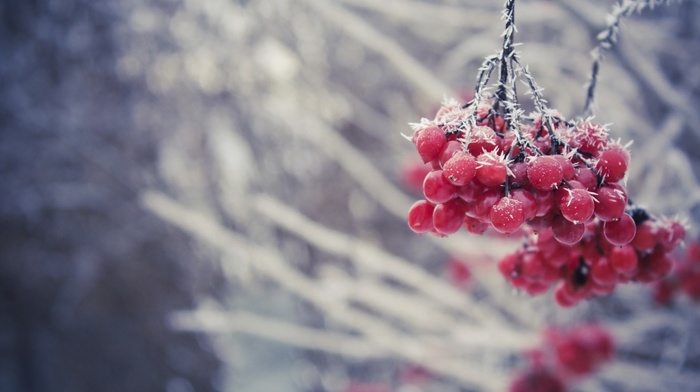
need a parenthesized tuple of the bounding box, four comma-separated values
(2, 0, 700, 391)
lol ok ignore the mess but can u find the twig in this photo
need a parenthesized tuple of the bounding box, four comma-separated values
(582, 0, 683, 116)
(171, 309, 389, 359)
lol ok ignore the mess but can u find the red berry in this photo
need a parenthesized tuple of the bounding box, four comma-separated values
(532, 189, 556, 217)
(657, 220, 686, 251)
(594, 185, 627, 222)
(631, 220, 657, 251)
(573, 167, 598, 191)
(443, 151, 477, 186)
(554, 282, 578, 307)
(603, 213, 636, 246)
(508, 369, 565, 392)
(553, 155, 575, 180)
(415, 125, 446, 163)
(568, 122, 609, 156)
(407, 200, 434, 233)
(527, 213, 555, 232)
(464, 215, 489, 234)
(438, 140, 462, 167)
(510, 188, 538, 221)
(552, 214, 585, 245)
(591, 257, 617, 286)
(475, 153, 507, 187)
(609, 245, 638, 274)
(472, 188, 502, 221)
(528, 156, 563, 191)
(559, 188, 595, 223)
(596, 147, 629, 183)
(423, 170, 457, 204)
(433, 199, 467, 235)
(466, 126, 498, 156)
(490, 197, 525, 234)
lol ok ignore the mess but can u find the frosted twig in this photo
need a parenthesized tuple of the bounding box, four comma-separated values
(582, 0, 682, 116)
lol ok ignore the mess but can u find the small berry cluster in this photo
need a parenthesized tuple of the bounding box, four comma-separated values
(498, 215, 685, 306)
(405, 97, 686, 304)
(509, 324, 614, 392)
(652, 240, 700, 305)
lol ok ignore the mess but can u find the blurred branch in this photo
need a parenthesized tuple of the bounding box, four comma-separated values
(141, 190, 509, 390)
(302, 0, 451, 102)
(253, 193, 520, 331)
(170, 309, 389, 359)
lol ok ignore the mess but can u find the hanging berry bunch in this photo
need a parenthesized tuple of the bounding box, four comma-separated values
(405, 0, 686, 305)
(508, 324, 614, 392)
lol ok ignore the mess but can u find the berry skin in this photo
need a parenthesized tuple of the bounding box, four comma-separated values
(644, 246, 674, 279)
(423, 170, 457, 204)
(590, 257, 617, 286)
(509, 162, 530, 188)
(594, 185, 627, 222)
(552, 155, 575, 180)
(603, 213, 636, 246)
(466, 126, 498, 156)
(475, 153, 508, 187)
(528, 156, 563, 191)
(407, 200, 434, 233)
(414, 125, 446, 163)
(554, 282, 578, 307)
(573, 167, 599, 191)
(609, 245, 638, 275)
(631, 220, 657, 251)
(438, 140, 463, 167)
(443, 151, 477, 186)
(464, 215, 489, 234)
(532, 189, 556, 217)
(552, 214, 585, 245)
(657, 220, 686, 251)
(433, 199, 467, 235)
(559, 188, 595, 223)
(472, 188, 502, 221)
(596, 147, 629, 183)
(490, 197, 525, 234)
(510, 188, 538, 221)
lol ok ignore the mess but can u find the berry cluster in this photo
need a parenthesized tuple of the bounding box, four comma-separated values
(509, 324, 614, 392)
(405, 97, 686, 304)
(498, 215, 685, 306)
(407, 98, 635, 238)
(652, 240, 700, 305)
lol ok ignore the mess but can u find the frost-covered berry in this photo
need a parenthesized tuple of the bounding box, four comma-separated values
(490, 197, 525, 234)
(414, 125, 446, 163)
(596, 147, 629, 183)
(443, 151, 477, 186)
(528, 156, 563, 191)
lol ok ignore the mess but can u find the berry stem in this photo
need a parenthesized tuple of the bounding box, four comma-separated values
(496, 0, 516, 104)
